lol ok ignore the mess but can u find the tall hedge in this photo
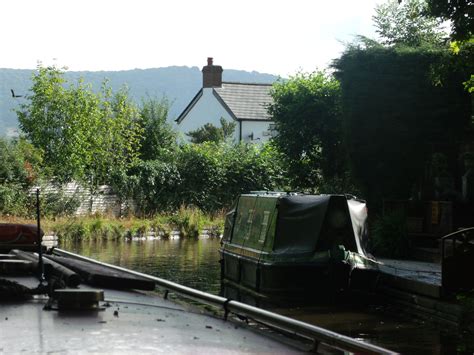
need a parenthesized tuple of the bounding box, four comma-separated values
(333, 44, 472, 208)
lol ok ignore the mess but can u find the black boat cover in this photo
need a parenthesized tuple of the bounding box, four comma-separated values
(273, 195, 330, 255)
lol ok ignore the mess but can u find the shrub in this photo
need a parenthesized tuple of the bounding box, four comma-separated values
(371, 210, 411, 258)
(0, 184, 30, 217)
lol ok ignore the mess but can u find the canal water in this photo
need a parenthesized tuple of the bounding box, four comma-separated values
(61, 238, 473, 354)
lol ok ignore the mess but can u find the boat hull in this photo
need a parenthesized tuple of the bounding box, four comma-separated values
(221, 250, 351, 296)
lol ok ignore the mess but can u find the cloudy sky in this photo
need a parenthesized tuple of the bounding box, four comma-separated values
(0, 0, 385, 76)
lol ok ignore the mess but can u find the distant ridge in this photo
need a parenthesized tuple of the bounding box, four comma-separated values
(0, 66, 279, 137)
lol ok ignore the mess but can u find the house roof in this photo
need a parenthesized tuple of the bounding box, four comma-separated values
(214, 82, 273, 121)
(176, 82, 273, 123)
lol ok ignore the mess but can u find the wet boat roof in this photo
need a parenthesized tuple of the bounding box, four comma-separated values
(0, 276, 305, 354)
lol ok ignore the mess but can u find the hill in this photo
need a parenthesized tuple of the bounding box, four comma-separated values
(0, 66, 279, 137)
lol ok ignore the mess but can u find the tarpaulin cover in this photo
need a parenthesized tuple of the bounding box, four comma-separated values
(273, 195, 330, 254)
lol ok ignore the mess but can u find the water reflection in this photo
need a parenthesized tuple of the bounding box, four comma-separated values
(61, 238, 473, 354)
(60, 237, 222, 294)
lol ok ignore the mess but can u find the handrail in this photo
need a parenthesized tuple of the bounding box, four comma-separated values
(53, 248, 395, 354)
(441, 227, 474, 260)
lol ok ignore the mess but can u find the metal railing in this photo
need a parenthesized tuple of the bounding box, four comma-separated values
(53, 248, 395, 354)
(441, 227, 474, 293)
(441, 227, 474, 260)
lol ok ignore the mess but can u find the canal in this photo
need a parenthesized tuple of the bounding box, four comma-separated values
(61, 238, 473, 354)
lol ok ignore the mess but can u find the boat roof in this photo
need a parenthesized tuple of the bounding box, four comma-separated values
(0, 275, 306, 354)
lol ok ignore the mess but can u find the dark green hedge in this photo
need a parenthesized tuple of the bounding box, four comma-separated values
(333, 45, 472, 209)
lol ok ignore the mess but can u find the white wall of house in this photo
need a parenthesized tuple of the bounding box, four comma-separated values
(241, 120, 273, 143)
(178, 88, 239, 143)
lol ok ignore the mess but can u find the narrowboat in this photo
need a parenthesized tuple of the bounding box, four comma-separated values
(220, 192, 378, 297)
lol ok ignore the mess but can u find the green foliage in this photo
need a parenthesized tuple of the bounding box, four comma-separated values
(47, 212, 224, 241)
(333, 45, 471, 208)
(0, 184, 29, 216)
(371, 211, 411, 258)
(456, 290, 474, 310)
(168, 206, 204, 238)
(17, 65, 143, 190)
(175, 142, 287, 211)
(218, 142, 288, 202)
(175, 143, 225, 210)
(425, 0, 473, 41)
(114, 142, 286, 215)
(186, 117, 237, 144)
(138, 97, 177, 160)
(373, 0, 445, 47)
(0, 137, 41, 186)
(451, 40, 474, 93)
(0, 138, 43, 217)
(268, 72, 343, 190)
(123, 159, 182, 214)
(55, 217, 127, 241)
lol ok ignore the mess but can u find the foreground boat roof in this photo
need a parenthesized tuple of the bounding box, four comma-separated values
(1, 276, 305, 354)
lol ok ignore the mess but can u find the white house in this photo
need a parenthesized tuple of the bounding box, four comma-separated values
(176, 58, 275, 143)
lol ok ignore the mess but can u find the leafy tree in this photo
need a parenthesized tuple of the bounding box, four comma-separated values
(17, 65, 143, 192)
(373, 0, 445, 46)
(268, 72, 343, 189)
(138, 97, 178, 160)
(187, 117, 236, 144)
(425, 0, 473, 41)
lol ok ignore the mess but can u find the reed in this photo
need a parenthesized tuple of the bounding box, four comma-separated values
(0, 208, 224, 242)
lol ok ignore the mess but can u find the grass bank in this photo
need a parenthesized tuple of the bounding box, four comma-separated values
(0, 207, 225, 241)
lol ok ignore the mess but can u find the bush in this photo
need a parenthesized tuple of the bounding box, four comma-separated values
(116, 142, 287, 215)
(371, 210, 411, 258)
(0, 184, 30, 216)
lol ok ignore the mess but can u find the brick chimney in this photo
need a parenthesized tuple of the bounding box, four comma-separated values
(202, 57, 223, 88)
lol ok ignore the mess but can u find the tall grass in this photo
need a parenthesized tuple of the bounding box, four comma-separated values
(0, 208, 224, 242)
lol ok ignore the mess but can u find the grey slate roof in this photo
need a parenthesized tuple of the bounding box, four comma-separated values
(176, 82, 273, 123)
(214, 82, 272, 121)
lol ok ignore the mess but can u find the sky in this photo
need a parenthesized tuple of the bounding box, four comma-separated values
(0, 0, 385, 77)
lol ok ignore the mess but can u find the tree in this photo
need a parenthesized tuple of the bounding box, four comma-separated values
(17, 65, 143, 191)
(373, 0, 445, 46)
(186, 117, 236, 144)
(268, 72, 343, 189)
(425, 0, 473, 41)
(138, 97, 177, 161)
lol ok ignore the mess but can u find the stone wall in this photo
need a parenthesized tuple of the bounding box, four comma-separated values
(33, 182, 134, 217)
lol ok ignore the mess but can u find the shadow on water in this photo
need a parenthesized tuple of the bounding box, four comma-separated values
(62, 238, 473, 354)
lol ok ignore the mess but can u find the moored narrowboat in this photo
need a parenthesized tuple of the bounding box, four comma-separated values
(220, 192, 377, 297)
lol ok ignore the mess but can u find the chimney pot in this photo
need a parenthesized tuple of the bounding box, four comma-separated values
(207, 57, 213, 66)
